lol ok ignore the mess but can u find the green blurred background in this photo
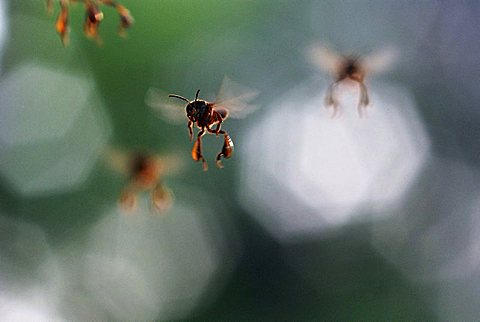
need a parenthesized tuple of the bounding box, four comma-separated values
(1, 0, 480, 320)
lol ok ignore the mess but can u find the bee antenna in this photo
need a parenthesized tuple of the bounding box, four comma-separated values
(351, 54, 361, 63)
(168, 94, 190, 103)
(195, 89, 200, 101)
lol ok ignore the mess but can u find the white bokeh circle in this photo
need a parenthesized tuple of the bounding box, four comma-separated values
(0, 63, 111, 196)
(239, 79, 430, 241)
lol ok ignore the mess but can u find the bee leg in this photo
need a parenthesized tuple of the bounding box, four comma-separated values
(151, 183, 173, 214)
(188, 120, 194, 141)
(357, 104, 367, 118)
(84, 1, 104, 44)
(215, 130, 234, 169)
(214, 121, 222, 136)
(119, 186, 137, 213)
(99, 0, 134, 36)
(331, 104, 340, 119)
(325, 83, 335, 106)
(192, 128, 208, 171)
(357, 81, 370, 118)
(55, 0, 70, 46)
(325, 82, 340, 118)
(213, 112, 223, 136)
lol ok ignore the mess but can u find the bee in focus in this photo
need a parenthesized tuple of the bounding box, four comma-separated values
(168, 90, 234, 171)
(46, 0, 134, 45)
(307, 42, 397, 117)
(146, 77, 259, 171)
(105, 148, 180, 214)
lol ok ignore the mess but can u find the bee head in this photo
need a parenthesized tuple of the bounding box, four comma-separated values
(186, 102, 197, 122)
(342, 56, 363, 78)
(130, 153, 150, 177)
(169, 89, 204, 122)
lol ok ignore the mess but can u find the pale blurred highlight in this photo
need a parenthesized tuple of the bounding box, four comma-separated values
(0, 187, 238, 320)
(0, 63, 111, 196)
(239, 78, 430, 241)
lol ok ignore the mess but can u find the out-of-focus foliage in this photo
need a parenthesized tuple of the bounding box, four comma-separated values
(0, 0, 479, 320)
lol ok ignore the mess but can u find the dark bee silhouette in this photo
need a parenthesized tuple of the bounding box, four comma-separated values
(328, 56, 369, 112)
(146, 77, 259, 171)
(46, 0, 134, 45)
(169, 90, 234, 171)
(105, 148, 181, 214)
(308, 43, 397, 117)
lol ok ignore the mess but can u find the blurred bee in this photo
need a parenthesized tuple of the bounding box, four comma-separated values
(105, 148, 181, 214)
(307, 43, 397, 117)
(146, 77, 259, 171)
(46, 0, 134, 45)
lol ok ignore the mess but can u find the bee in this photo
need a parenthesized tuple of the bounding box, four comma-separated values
(146, 77, 259, 171)
(307, 43, 397, 117)
(105, 148, 180, 214)
(46, 0, 134, 45)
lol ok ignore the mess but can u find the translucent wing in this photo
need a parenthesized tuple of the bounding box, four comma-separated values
(360, 45, 398, 75)
(306, 42, 344, 76)
(154, 153, 185, 177)
(138, 152, 184, 181)
(145, 87, 187, 124)
(214, 76, 259, 119)
(104, 147, 185, 177)
(103, 147, 131, 175)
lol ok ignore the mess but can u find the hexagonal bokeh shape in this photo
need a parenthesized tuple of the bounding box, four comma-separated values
(372, 159, 480, 283)
(0, 214, 63, 321)
(80, 187, 237, 320)
(0, 63, 111, 196)
(370, 159, 480, 320)
(434, 196, 480, 320)
(239, 79, 430, 241)
(4, 12, 88, 73)
(431, 4, 480, 119)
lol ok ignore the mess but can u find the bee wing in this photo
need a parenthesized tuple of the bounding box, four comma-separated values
(145, 87, 186, 124)
(214, 76, 259, 119)
(360, 46, 398, 75)
(306, 42, 344, 76)
(103, 147, 131, 175)
(151, 153, 185, 177)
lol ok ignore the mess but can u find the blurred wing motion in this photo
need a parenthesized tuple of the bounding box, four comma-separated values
(103, 147, 131, 175)
(104, 147, 184, 177)
(154, 153, 185, 177)
(214, 76, 260, 119)
(145, 87, 186, 124)
(306, 42, 344, 75)
(360, 45, 398, 75)
(105, 147, 182, 214)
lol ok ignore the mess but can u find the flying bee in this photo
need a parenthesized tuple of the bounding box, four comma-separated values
(307, 42, 398, 117)
(168, 90, 234, 171)
(46, 0, 134, 45)
(105, 148, 181, 214)
(146, 77, 259, 171)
